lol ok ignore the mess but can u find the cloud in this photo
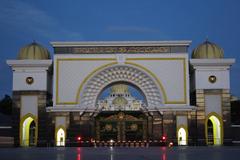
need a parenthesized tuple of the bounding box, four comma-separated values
(0, 0, 83, 40)
(106, 26, 160, 34)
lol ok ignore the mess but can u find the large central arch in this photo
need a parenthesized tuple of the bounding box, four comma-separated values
(78, 64, 164, 111)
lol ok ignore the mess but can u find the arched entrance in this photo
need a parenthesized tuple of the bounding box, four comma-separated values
(78, 64, 165, 142)
(205, 113, 223, 145)
(95, 111, 147, 142)
(20, 114, 37, 147)
(56, 128, 65, 146)
(94, 82, 148, 142)
(177, 127, 187, 145)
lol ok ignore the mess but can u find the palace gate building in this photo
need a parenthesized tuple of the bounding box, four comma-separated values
(7, 40, 236, 147)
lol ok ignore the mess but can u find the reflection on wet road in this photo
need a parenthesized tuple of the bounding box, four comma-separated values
(0, 146, 240, 160)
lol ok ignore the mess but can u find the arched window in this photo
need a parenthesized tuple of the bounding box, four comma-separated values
(56, 128, 65, 146)
(206, 114, 222, 145)
(29, 121, 36, 146)
(178, 127, 187, 145)
(22, 116, 36, 146)
(207, 119, 214, 145)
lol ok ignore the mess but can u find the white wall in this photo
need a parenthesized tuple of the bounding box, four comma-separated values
(13, 71, 48, 91)
(7, 60, 52, 91)
(205, 94, 222, 116)
(177, 116, 188, 127)
(54, 53, 189, 107)
(20, 96, 38, 118)
(126, 54, 189, 105)
(195, 70, 230, 89)
(190, 59, 235, 90)
(55, 116, 66, 128)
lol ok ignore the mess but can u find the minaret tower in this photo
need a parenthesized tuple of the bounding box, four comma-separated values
(190, 40, 235, 145)
(7, 42, 52, 147)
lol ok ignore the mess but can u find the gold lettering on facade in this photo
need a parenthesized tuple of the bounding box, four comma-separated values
(73, 46, 169, 54)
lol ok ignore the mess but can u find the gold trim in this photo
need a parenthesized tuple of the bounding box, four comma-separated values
(125, 62, 167, 103)
(56, 58, 116, 61)
(56, 57, 187, 105)
(56, 58, 116, 105)
(75, 62, 118, 104)
(126, 57, 185, 61)
(19, 113, 38, 147)
(205, 112, 224, 145)
(125, 58, 187, 104)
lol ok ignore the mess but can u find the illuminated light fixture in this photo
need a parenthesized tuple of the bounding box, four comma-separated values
(91, 138, 95, 143)
(162, 136, 167, 141)
(77, 136, 81, 141)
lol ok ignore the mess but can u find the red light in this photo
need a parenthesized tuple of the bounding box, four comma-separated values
(162, 136, 166, 141)
(77, 136, 81, 141)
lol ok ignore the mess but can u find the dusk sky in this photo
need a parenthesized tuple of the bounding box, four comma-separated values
(0, 0, 239, 99)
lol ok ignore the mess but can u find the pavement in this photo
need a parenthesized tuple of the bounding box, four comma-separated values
(0, 146, 240, 160)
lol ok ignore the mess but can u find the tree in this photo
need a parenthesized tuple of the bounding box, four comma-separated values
(0, 95, 12, 115)
(231, 100, 240, 125)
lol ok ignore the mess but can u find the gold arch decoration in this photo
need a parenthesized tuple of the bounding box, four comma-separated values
(205, 112, 223, 145)
(56, 57, 187, 105)
(77, 64, 165, 110)
(55, 58, 117, 105)
(19, 113, 38, 147)
(125, 57, 187, 104)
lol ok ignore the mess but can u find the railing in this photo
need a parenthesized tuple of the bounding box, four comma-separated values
(5, 137, 235, 147)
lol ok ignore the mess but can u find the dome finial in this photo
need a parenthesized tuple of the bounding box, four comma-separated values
(32, 40, 37, 45)
(206, 36, 209, 42)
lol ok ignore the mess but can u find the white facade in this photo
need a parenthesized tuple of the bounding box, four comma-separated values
(190, 59, 235, 90)
(52, 53, 190, 111)
(6, 40, 236, 147)
(6, 60, 52, 91)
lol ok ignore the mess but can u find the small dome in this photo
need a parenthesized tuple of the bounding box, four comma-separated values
(17, 42, 50, 60)
(192, 40, 224, 59)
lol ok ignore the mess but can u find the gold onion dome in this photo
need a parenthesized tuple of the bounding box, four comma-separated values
(192, 40, 224, 59)
(111, 84, 129, 94)
(17, 42, 50, 60)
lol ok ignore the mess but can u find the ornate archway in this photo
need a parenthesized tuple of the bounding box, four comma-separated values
(56, 127, 66, 146)
(20, 113, 38, 147)
(205, 112, 223, 145)
(177, 126, 188, 145)
(78, 64, 164, 111)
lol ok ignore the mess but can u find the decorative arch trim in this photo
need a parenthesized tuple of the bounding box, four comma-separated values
(205, 112, 223, 145)
(76, 62, 118, 103)
(19, 113, 38, 146)
(77, 63, 166, 110)
(125, 62, 167, 102)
